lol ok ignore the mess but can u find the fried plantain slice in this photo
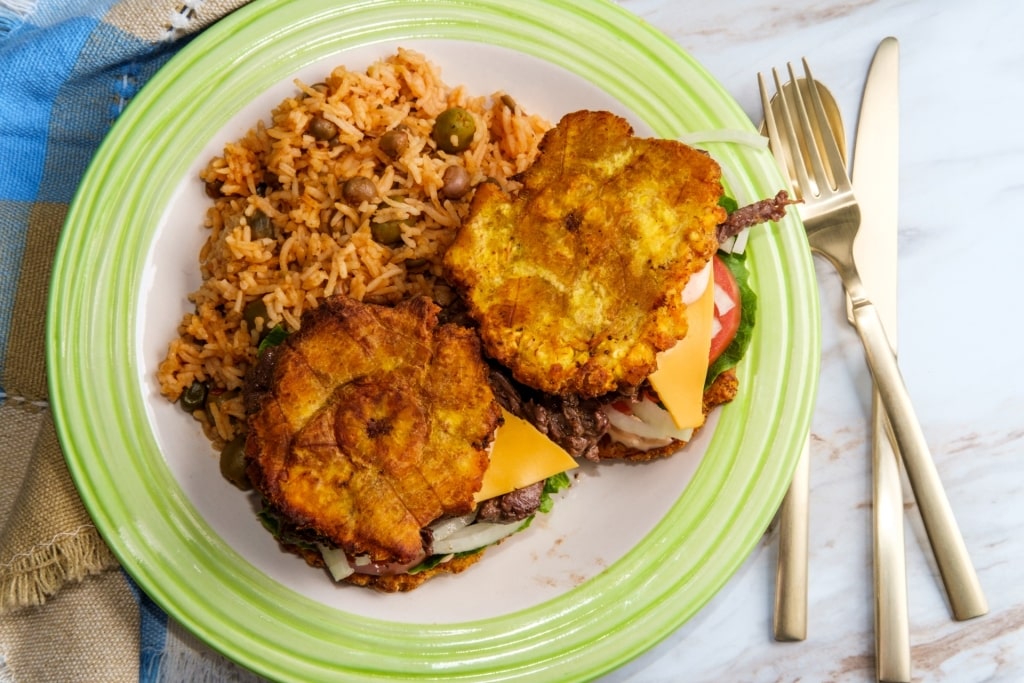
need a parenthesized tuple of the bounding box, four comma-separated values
(245, 296, 502, 567)
(443, 110, 726, 398)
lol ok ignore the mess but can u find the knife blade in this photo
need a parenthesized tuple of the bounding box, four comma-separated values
(851, 36, 911, 683)
(851, 38, 988, 627)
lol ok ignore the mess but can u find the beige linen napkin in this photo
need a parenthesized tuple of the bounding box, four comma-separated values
(0, 2, 250, 680)
(0, 202, 119, 613)
(0, 171, 138, 683)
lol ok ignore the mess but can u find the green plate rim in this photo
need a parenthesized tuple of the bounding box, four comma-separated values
(47, 0, 820, 680)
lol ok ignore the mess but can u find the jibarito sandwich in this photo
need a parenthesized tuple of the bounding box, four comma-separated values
(444, 110, 791, 461)
(244, 295, 576, 591)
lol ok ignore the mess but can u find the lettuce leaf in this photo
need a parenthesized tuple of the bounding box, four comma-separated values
(718, 194, 739, 214)
(257, 504, 318, 552)
(258, 324, 289, 351)
(408, 549, 483, 575)
(538, 471, 571, 514)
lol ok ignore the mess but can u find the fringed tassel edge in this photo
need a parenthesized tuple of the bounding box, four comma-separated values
(0, 525, 118, 614)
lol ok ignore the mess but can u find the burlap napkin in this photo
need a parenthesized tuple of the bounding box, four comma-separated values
(0, 1, 251, 680)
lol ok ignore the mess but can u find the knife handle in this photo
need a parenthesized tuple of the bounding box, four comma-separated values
(850, 296, 988, 621)
(872, 394, 911, 683)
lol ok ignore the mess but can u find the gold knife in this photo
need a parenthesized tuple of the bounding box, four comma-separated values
(851, 36, 911, 682)
(851, 38, 987, 626)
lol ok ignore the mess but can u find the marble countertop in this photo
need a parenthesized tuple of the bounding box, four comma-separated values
(602, 0, 1024, 681)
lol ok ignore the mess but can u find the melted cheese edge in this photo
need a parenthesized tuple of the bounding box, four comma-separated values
(475, 408, 577, 502)
(648, 268, 716, 429)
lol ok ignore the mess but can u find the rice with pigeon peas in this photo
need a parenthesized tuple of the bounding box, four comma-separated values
(157, 49, 550, 449)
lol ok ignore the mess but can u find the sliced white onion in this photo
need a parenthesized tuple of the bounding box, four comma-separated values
(681, 261, 712, 305)
(429, 512, 476, 542)
(602, 397, 695, 449)
(711, 316, 722, 340)
(606, 424, 672, 451)
(713, 281, 736, 316)
(318, 544, 355, 582)
(677, 129, 769, 149)
(431, 520, 523, 555)
(729, 228, 751, 255)
(602, 403, 673, 441)
(714, 156, 757, 257)
(631, 398, 693, 441)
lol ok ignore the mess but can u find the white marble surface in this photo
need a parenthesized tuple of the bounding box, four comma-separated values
(599, 0, 1024, 681)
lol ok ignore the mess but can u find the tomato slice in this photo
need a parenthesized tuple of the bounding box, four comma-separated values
(708, 255, 741, 364)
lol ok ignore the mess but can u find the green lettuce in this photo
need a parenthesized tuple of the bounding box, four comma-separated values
(257, 324, 289, 351)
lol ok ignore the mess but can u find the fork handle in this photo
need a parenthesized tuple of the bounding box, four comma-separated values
(773, 437, 809, 642)
(850, 297, 988, 621)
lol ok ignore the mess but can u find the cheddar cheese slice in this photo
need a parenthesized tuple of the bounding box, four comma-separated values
(475, 408, 577, 502)
(648, 268, 716, 429)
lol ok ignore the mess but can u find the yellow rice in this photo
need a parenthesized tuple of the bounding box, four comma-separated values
(157, 49, 550, 448)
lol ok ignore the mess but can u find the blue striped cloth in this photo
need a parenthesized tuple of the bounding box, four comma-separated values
(0, 2, 263, 680)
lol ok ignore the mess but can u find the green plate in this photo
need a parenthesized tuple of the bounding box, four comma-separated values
(48, 0, 819, 680)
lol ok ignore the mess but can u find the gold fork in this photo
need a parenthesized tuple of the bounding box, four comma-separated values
(758, 60, 988, 622)
(762, 76, 843, 643)
(762, 71, 910, 680)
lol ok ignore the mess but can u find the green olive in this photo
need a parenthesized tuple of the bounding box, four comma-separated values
(379, 127, 409, 159)
(500, 94, 518, 111)
(308, 115, 338, 142)
(370, 219, 404, 246)
(207, 389, 238, 410)
(204, 179, 223, 198)
(432, 107, 476, 153)
(440, 165, 471, 199)
(248, 209, 273, 240)
(243, 299, 269, 333)
(180, 381, 208, 413)
(298, 82, 330, 99)
(342, 176, 376, 205)
(219, 435, 252, 490)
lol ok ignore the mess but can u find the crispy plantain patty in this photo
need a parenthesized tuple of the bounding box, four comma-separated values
(245, 296, 502, 571)
(444, 110, 725, 398)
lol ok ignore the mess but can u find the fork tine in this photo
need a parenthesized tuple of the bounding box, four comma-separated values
(757, 72, 793, 195)
(770, 67, 814, 199)
(757, 73, 778, 150)
(784, 62, 833, 198)
(760, 60, 849, 201)
(800, 59, 851, 193)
